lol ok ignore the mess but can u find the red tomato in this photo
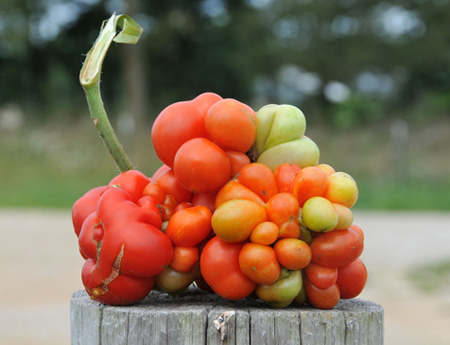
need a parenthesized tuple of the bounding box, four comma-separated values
(191, 92, 223, 118)
(305, 278, 340, 310)
(170, 246, 199, 273)
(152, 168, 192, 204)
(274, 163, 302, 193)
(265, 192, 300, 238)
(151, 100, 207, 167)
(200, 236, 256, 300)
(165, 205, 212, 246)
(273, 238, 311, 270)
(304, 262, 338, 289)
(174, 138, 231, 193)
(238, 243, 281, 285)
(226, 151, 251, 178)
(191, 192, 217, 213)
(309, 227, 364, 268)
(142, 182, 165, 205)
(292, 166, 328, 206)
(337, 258, 368, 299)
(237, 163, 278, 202)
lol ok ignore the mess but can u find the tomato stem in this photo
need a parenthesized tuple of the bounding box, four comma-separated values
(79, 13, 143, 173)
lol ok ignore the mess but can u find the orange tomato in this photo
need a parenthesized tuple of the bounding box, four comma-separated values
(215, 180, 265, 208)
(305, 278, 340, 310)
(191, 92, 223, 118)
(274, 163, 302, 193)
(250, 221, 279, 245)
(292, 166, 328, 206)
(152, 168, 192, 203)
(205, 98, 256, 152)
(237, 163, 278, 202)
(212, 199, 267, 242)
(273, 238, 311, 270)
(170, 246, 199, 273)
(265, 192, 300, 239)
(239, 243, 281, 285)
(165, 205, 212, 246)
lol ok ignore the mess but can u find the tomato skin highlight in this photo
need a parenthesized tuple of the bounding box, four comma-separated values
(309, 227, 364, 268)
(200, 236, 256, 300)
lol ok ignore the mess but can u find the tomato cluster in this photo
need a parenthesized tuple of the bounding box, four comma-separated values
(72, 92, 367, 309)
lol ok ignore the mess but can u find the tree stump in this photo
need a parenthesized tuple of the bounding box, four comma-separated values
(70, 288, 384, 345)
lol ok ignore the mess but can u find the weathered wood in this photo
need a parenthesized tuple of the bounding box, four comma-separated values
(70, 288, 384, 345)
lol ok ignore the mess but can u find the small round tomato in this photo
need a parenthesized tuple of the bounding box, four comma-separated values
(239, 243, 281, 285)
(142, 182, 165, 205)
(337, 258, 368, 299)
(273, 238, 311, 270)
(212, 199, 267, 242)
(309, 227, 364, 268)
(292, 166, 328, 206)
(174, 138, 231, 193)
(274, 163, 302, 193)
(237, 163, 278, 202)
(200, 236, 256, 300)
(304, 262, 338, 289)
(170, 246, 199, 273)
(305, 278, 340, 310)
(165, 205, 212, 246)
(250, 221, 279, 245)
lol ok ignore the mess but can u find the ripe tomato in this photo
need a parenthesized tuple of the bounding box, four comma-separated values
(142, 182, 165, 205)
(274, 163, 302, 193)
(273, 238, 311, 270)
(225, 151, 251, 178)
(151, 100, 207, 167)
(191, 192, 217, 213)
(173, 138, 231, 193)
(215, 180, 265, 208)
(309, 227, 364, 268)
(237, 163, 278, 202)
(304, 262, 338, 289)
(337, 258, 368, 299)
(304, 277, 340, 310)
(152, 168, 192, 204)
(205, 98, 256, 152)
(250, 221, 279, 245)
(212, 199, 268, 242)
(239, 243, 280, 285)
(170, 246, 199, 273)
(292, 166, 328, 206)
(265, 192, 300, 239)
(165, 205, 212, 246)
(191, 92, 222, 118)
(200, 236, 256, 300)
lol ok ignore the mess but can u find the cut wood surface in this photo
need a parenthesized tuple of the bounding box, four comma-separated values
(70, 288, 384, 345)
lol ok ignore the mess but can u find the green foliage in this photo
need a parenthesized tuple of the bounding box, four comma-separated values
(408, 259, 450, 293)
(332, 94, 385, 129)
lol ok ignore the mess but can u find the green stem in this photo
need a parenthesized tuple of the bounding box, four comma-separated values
(79, 13, 143, 173)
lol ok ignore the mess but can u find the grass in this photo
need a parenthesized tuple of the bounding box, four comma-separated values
(1, 118, 450, 209)
(407, 259, 450, 293)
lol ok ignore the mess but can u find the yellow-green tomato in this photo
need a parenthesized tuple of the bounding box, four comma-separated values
(302, 196, 338, 232)
(255, 268, 302, 308)
(324, 172, 359, 208)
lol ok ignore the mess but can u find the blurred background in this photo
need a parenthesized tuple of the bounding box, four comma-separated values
(0, 0, 449, 344)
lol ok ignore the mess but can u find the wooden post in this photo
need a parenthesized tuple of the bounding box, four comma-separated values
(70, 288, 384, 345)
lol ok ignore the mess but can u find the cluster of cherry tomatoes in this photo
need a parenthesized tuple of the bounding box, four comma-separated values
(147, 92, 367, 309)
(73, 92, 367, 309)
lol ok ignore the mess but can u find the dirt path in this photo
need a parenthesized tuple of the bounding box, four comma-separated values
(0, 209, 449, 344)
